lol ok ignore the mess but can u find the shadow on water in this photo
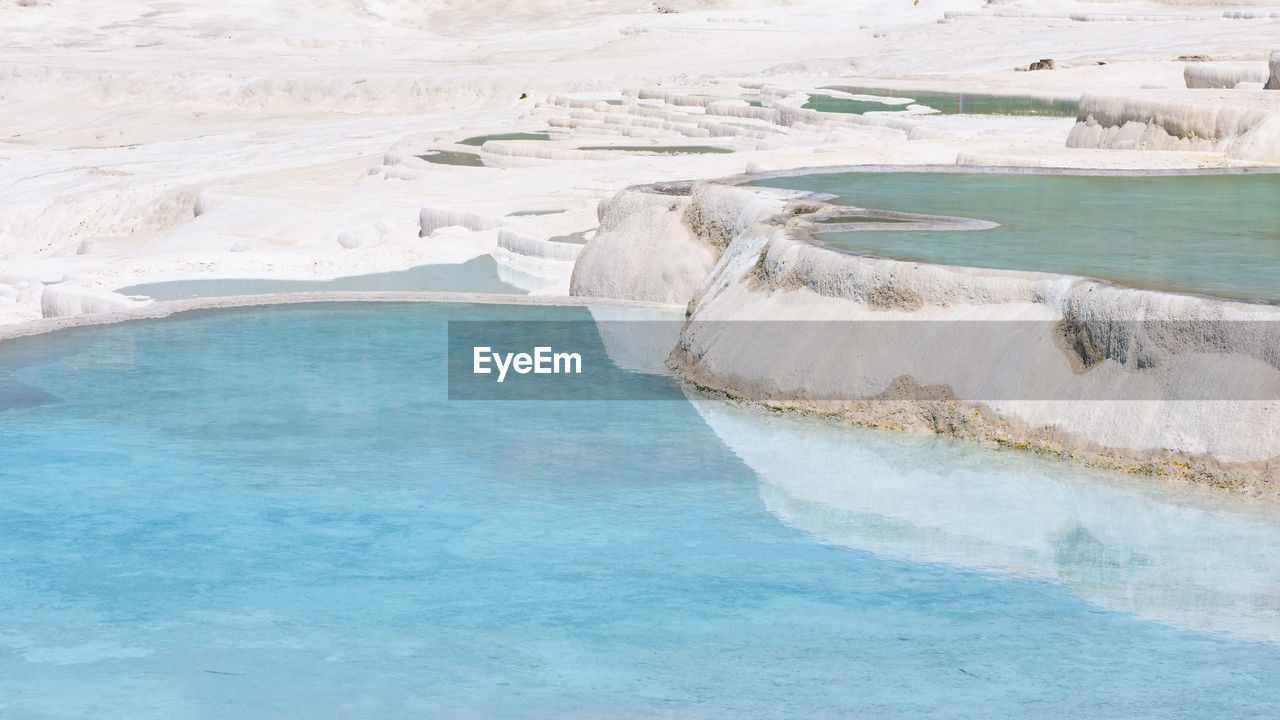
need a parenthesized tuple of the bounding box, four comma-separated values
(0, 377, 60, 411)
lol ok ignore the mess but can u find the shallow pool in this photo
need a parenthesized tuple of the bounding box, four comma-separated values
(459, 132, 551, 146)
(116, 256, 523, 300)
(817, 87, 1078, 116)
(802, 94, 907, 115)
(579, 145, 734, 154)
(418, 150, 485, 167)
(754, 169, 1280, 303)
(2, 303, 1280, 718)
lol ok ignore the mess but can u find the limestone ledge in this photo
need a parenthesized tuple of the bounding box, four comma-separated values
(1067, 91, 1280, 164)
(570, 168, 1280, 493)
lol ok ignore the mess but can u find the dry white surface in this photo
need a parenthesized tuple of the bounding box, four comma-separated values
(2, 0, 1279, 326)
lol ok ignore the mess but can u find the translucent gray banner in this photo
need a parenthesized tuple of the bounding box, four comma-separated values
(448, 320, 1280, 401)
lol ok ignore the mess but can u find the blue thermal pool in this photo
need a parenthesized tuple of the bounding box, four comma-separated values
(3, 302, 1280, 718)
(754, 169, 1280, 304)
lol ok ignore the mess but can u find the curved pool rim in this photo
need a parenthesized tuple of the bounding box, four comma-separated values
(725, 164, 1280, 307)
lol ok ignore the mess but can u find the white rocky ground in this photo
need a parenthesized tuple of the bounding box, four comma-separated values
(2, 0, 1279, 325)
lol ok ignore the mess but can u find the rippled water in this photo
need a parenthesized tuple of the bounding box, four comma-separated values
(754, 169, 1280, 303)
(3, 303, 1279, 718)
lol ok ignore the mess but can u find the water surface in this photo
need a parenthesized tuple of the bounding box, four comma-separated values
(417, 150, 485, 167)
(754, 170, 1280, 303)
(579, 145, 734, 154)
(802, 94, 907, 114)
(117, 256, 521, 300)
(2, 303, 1279, 718)
(459, 132, 551, 146)
(819, 87, 1078, 116)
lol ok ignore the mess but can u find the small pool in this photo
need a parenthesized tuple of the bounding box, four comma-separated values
(818, 87, 1078, 117)
(548, 230, 592, 244)
(507, 209, 565, 217)
(579, 145, 734, 154)
(459, 132, 551, 146)
(754, 169, 1280, 304)
(417, 150, 485, 167)
(116, 256, 522, 300)
(2, 302, 1280, 717)
(802, 94, 908, 115)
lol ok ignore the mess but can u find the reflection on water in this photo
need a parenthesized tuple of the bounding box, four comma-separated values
(690, 394, 1280, 643)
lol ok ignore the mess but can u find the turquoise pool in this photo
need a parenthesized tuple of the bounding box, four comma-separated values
(754, 169, 1280, 304)
(2, 303, 1279, 717)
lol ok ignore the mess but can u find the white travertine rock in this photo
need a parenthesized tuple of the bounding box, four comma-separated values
(582, 177, 1280, 486)
(569, 186, 716, 305)
(496, 228, 583, 263)
(1183, 63, 1268, 89)
(41, 285, 147, 319)
(570, 182, 779, 305)
(1067, 92, 1280, 163)
(418, 207, 505, 236)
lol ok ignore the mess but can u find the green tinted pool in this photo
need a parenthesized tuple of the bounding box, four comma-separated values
(802, 95, 907, 115)
(819, 87, 1078, 117)
(459, 132, 551, 146)
(753, 170, 1280, 304)
(417, 150, 484, 167)
(579, 145, 734, 154)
